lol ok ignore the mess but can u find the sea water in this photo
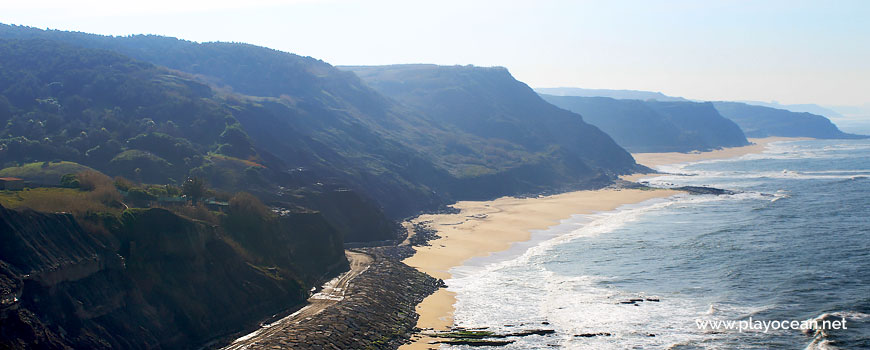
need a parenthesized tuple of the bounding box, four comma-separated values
(446, 139, 870, 349)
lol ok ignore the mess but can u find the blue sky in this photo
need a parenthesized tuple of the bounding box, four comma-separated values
(2, 0, 868, 106)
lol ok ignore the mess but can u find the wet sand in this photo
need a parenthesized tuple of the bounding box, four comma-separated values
(399, 136, 807, 349)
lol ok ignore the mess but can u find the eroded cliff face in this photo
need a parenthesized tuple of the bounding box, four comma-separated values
(0, 205, 347, 349)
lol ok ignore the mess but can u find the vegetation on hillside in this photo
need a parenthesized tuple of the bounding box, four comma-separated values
(541, 95, 750, 152)
(0, 39, 264, 187)
(0, 25, 645, 219)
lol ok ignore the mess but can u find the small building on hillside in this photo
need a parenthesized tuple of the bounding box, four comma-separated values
(0, 177, 24, 190)
(204, 198, 229, 212)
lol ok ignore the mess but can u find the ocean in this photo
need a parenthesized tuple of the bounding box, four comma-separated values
(446, 139, 870, 349)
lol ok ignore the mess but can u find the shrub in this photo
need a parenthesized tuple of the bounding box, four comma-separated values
(182, 176, 207, 204)
(145, 185, 168, 198)
(157, 203, 219, 225)
(114, 176, 135, 191)
(228, 192, 271, 220)
(88, 184, 123, 207)
(127, 187, 156, 203)
(60, 173, 80, 188)
(224, 192, 272, 232)
(76, 170, 112, 191)
(164, 184, 182, 197)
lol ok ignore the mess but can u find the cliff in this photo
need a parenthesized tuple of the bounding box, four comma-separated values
(712, 101, 866, 139)
(541, 95, 749, 153)
(0, 204, 347, 349)
(0, 25, 646, 220)
(344, 64, 642, 200)
(535, 87, 687, 102)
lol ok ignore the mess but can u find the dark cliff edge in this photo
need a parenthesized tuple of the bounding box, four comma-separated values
(0, 35, 398, 244)
(541, 95, 749, 153)
(0, 24, 644, 221)
(0, 25, 656, 350)
(343, 64, 644, 197)
(712, 101, 867, 139)
(0, 204, 347, 349)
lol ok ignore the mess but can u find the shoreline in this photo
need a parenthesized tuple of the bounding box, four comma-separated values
(625, 137, 808, 177)
(399, 137, 807, 350)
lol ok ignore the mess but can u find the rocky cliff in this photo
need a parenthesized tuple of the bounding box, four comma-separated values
(541, 95, 749, 152)
(0, 204, 347, 349)
(712, 101, 866, 139)
(344, 64, 642, 200)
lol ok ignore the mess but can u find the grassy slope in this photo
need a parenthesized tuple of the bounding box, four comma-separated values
(0, 161, 95, 184)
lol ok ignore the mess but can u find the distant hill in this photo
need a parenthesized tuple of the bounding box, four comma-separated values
(541, 95, 748, 153)
(0, 24, 644, 216)
(535, 87, 687, 102)
(749, 102, 870, 135)
(712, 101, 866, 139)
(0, 36, 401, 243)
(343, 64, 642, 197)
(0, 24, 648, 350)
(739, 101, 845, 119)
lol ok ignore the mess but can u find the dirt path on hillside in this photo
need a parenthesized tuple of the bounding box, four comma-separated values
(221, 250, 374, 350)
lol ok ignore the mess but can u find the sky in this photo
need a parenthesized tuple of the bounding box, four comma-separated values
(2, 0, 869, 106)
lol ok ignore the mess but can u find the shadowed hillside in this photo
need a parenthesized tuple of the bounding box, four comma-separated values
(1, 24, 644, 217)
(0, 27, 648, 350)
(0, 37, 397, 243)
(541, 95, 749, 152)
(535, 87, 687, 102)
(344, 64, 642, 198)
(713, 101, 866, 139)
(0, 204, 346, 349)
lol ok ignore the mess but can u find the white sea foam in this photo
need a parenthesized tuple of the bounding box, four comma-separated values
(446, 193, 765, 349)
(644, 140, 867, 176)
(444, 139, 869, 349)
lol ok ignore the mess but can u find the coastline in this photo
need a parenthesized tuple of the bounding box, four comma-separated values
(399, 136, 807, 350)
(624, 137, 808, 177)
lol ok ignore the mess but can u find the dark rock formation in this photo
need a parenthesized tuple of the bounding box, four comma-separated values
(0, 204, 347, 349)
(675, 186, 735, 195)
(574, 332, 612, 337)
(228, 248, 444, 350)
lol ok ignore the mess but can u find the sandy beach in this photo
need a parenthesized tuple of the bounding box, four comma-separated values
(623, 137, 808, 180)
(399, 136, 806, 350)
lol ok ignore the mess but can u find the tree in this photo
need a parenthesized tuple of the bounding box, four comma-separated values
(182, 176, 207, 205)
(60, 173, 80, 188)
(228, 192, 270, 220)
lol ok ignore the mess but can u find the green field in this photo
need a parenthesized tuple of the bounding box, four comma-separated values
(0, 187, 120, 215)
(0, 161, 96, 185)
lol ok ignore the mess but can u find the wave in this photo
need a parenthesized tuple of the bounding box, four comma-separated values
(640, 170, 870, 186)
(447, 194, 757, 349)
(448, 139, 870, 349)
(802, 311, 870, 350)
(646, 140, 870, 175)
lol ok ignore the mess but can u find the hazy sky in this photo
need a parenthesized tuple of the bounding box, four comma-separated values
(2, 0, 869, 106)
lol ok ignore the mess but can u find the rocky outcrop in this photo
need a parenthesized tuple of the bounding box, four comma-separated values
(0, 205, 347, 349)
(232, 247, 443, 350)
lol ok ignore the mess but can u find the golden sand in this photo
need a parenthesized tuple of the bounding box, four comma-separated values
(399, 188, 677, 349)
(399, 136, 807, 349)
(624, 137, 808, 178)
